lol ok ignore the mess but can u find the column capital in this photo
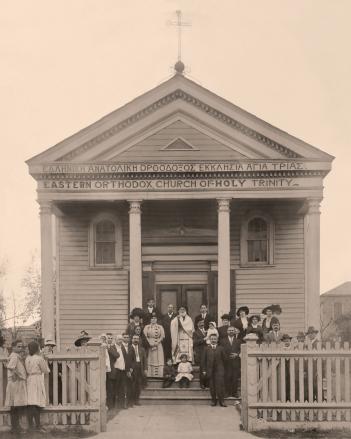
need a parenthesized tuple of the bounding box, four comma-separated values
(38, 200, 52, 216)
(217, 198, 231, 213)
(307, 198, 322, 215)
(128, 200, 142, 214)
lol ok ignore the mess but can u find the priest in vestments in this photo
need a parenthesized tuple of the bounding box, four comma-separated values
(171, 306, 195, 364)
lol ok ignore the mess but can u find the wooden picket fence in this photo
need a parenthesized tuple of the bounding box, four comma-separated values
(241, 335, 351, 431)
(0, 346, 106, 433)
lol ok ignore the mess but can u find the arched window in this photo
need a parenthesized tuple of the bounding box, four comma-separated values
(89, 213, 123, 268)
(241, 212, 274, 266)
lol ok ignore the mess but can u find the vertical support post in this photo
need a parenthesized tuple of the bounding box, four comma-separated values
(244, 333, 259, 432)
(217, 198, 231, 322)
(305, 198, 321, 330)
(39, 200, 55, 341)
(128, 200, 142, 311)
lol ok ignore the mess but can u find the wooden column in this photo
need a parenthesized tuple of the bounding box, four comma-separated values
(39, 200, 55, 340)
(217, 198, 231, 322)
(305, 198, 321, 330)
(128, 200, 142, 311)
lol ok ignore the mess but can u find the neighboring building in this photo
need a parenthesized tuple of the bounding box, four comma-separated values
(27, 64, 333, 349)
(320, 282, 351, 339)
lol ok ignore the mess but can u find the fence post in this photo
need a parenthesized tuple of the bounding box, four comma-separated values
(99, 345, 107, 432)
(243, 334, 258, 432)
(87, 340, 105, 433)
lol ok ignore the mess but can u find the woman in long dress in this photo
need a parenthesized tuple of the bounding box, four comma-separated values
(25, 340, 50, 432)
(143, 313, 165, 377)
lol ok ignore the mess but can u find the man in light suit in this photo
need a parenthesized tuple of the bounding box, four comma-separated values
(201, 334, 227, 407)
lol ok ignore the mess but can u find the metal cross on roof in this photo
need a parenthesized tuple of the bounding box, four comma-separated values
(170, 10, 191, 63)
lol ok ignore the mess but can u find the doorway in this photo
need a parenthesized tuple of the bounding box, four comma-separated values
(156, 284, 207, 322)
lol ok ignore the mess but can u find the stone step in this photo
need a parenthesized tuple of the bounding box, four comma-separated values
(145, 378, 201, 389)
(139, 395, 241, 405)
(141, 387, 210, 397)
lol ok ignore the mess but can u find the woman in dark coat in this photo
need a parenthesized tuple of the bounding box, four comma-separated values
(126, 308, 144, 338)
(231, 306, 250, 340)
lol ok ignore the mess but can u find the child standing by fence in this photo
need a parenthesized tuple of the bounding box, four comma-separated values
(25, 340, 50, 433)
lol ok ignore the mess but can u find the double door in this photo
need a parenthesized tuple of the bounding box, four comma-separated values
(156, 284, 207, 322)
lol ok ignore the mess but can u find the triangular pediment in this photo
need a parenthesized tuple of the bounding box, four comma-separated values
(27, 73, 334, 168)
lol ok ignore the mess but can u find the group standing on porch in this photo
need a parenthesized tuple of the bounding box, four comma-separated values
(84, 300, 320, 410)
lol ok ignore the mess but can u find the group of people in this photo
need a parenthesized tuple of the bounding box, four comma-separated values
(73, 300, 319, 409)
(5, 339, 50, 434)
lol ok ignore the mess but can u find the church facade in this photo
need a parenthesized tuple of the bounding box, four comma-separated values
(27, 72, 333, 348)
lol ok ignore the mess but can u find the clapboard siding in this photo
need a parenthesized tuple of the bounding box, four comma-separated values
(58, 204, 129, 347)
(116, 120, 246, 161)
(231, 201, 305, 336)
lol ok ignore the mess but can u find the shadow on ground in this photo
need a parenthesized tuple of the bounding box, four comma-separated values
(252, 429, 351, 439)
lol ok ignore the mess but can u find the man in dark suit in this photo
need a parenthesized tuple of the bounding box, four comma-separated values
(201, 334, 227, 407)
(161, 303, 177, 362)
(194, 304, 215, 330)
(221, 326, 242, 398)
(193, 319, 208, 389)
(143, 299, 160, 325)
(130, 334, 147, 406)
(105, 333, 120, 409)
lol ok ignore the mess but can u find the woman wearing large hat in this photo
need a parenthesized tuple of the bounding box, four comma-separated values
(231, 306, 250, 339)
(261, 305, 281, 333)
(74, 330, 91, 347)
(126, 307, 145, 338)
(143, 313, 165, 377)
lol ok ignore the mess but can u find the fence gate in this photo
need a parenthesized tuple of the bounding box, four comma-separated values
(241, 335, 351, 432)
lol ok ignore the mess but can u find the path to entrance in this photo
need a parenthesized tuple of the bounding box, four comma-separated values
(96, 405, 255, 439)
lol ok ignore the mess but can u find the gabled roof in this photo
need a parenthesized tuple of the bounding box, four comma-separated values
(27, 73, 334, 166)
(321, 282, 351, 297)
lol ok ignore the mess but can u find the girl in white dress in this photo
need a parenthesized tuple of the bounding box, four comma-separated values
(25, 340, 50, 432)
(175, 353, 193, 388)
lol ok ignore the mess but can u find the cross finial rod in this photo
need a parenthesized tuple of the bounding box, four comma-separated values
(170, 10, 191, 65)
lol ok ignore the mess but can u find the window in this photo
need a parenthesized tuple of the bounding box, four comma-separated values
(334, 302, 343, 319)
(89, 213, 123, 268)
(241, 211, 274, 266)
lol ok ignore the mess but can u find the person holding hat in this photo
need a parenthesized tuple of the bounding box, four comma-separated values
(218, 314, 230, 343)
(247, 315, 264, 343)
(175, 353, 193, 388)
(74, 330, 91, 347)
(231, 306, 250, 340)
(143, 313, 165, 377)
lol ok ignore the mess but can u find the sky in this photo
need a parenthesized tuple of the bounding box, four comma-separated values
(0, 0, 350, 320)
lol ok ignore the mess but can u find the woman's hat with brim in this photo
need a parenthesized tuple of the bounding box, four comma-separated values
(74, 330, 91, 347)
(262, 305, 274, 315)
(129, 307, 145, 319)
(248, 315, 261, 324)
(236, 306, 250, 317)
(305, 326, 319, 336)
(272, 304, 282, 315)
(221, 313, 230, 321)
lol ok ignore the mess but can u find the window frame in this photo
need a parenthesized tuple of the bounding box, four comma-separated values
(240, 210, 274, 267)
(89, 213, 123, 269)
(333, 302, 343, 320)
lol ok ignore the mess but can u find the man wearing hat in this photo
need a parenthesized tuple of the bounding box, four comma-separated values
(218, 314, 231, 343)
(231, 306, 250, 340)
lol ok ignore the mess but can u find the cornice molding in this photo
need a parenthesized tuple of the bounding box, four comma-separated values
(58, 90, 301, 162)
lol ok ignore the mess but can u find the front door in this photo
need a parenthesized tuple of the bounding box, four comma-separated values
(156, 284, 207, 322)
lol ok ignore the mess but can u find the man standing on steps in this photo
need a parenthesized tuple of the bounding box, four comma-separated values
(193, 319, 208, 389)
(194, 304, 215, 330)
(201, 334, 227, 407)
(143, 298, 160, 325)
(162, 303, 177, 362)
(130, 334, 147, 406)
